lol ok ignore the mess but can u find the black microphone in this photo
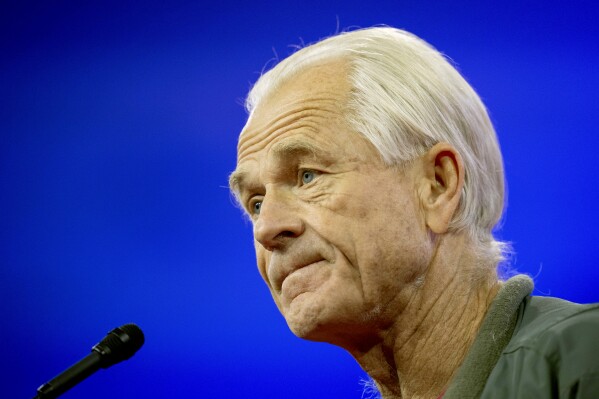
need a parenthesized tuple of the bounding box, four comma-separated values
(34, 323, 145, 399)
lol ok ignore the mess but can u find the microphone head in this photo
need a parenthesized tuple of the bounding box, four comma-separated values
(92, 323, 145, 368)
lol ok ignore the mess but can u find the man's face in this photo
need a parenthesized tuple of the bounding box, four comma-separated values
(231, 61, 433, 345)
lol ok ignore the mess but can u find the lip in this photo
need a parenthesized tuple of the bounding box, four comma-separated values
(280, 261, 326, 300)
(268, 254, 326, 292)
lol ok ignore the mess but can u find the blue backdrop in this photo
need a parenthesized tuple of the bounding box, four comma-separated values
(2, 1, 598, 398)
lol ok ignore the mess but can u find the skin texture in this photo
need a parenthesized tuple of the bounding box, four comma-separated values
(230, 60, 501, 398)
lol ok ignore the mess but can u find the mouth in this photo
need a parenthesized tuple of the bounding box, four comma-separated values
(270, 255, 327, 292)
(279, 260, 327, 300)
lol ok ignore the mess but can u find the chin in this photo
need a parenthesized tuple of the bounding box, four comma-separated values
(283, 292, 329, 340)
(283, 292, 356, 344)
(289, 321, 334, 343)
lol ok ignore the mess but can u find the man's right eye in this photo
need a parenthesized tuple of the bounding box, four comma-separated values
(249, 200, 262, 215)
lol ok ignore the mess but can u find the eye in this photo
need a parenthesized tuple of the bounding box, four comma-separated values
(301, 170, 316, 185)
(251, 200, 262, 215)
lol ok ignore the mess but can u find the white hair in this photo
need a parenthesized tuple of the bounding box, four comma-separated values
(244, 27, 508, 265)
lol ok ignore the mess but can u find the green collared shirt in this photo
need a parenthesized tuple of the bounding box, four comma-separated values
(444, 275, 599, 399)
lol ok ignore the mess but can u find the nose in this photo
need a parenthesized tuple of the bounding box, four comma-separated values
(253, 190, 304, 251)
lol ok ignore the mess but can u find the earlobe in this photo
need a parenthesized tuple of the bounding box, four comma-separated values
(420, 143, 464, 234)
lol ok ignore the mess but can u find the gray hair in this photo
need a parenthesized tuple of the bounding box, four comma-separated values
(244, 27, 508, 265)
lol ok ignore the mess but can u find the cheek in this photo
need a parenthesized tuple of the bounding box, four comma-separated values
(352, 190, 431, 296)
(253, 241, 286, 311)
(254, 240, 270, 284)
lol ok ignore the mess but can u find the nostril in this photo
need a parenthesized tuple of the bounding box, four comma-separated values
(263, 244, 275, 252)
(279, 230, 296, 238)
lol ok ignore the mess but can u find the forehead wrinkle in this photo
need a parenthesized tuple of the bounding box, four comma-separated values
(237, 96, 343, 159)
(239, 120, 321, 162)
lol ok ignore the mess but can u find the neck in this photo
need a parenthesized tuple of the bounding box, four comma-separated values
(348, 234, 500, 399)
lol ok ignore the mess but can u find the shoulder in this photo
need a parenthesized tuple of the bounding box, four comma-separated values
(506, 296, 599, 355)
(508, 295, 599, 343)
(482, 296, 599, 398)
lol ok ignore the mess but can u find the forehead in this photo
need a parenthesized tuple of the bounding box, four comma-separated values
(229, 60, 384, 198)
(236, 60, 352, 162)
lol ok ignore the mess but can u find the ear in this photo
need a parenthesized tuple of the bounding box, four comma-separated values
(418, 143, 464, 234)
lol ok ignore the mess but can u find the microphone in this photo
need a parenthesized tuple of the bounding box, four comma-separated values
(34, 323, 145, 399)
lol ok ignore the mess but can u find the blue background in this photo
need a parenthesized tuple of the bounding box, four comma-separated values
(2, 1, 598, 398)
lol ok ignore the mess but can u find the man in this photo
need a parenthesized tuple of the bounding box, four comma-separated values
(228, 27, 599, 398)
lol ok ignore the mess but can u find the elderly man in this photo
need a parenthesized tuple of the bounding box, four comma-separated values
(229, 27, 599, 398)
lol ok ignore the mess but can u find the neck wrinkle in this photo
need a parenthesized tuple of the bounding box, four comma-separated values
(349, 233, 500, 399)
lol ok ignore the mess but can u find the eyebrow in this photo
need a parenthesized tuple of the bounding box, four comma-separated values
(229, 140, 333, 199)
(270, 140, 325, 161)
(228, 169, 248, 197)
